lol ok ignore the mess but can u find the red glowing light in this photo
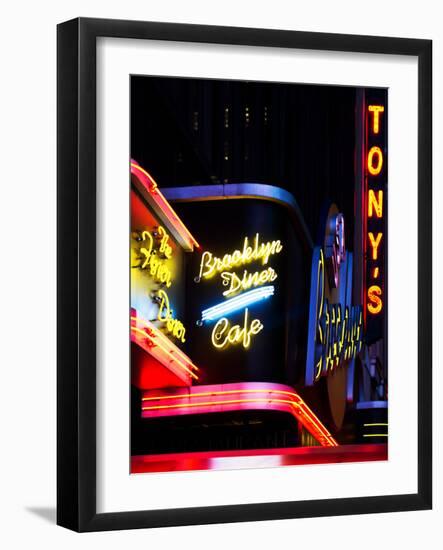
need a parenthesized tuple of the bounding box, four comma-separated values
(131, 444, 387, 473)
(131, 315, 200, 387)
(141, 382, 338, 447)
(131, 160, 199, 250)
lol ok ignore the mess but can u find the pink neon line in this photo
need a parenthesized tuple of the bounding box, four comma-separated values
(141, 382, 337, 447)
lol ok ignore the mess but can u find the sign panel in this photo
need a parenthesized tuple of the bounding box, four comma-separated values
(178, 198, 310, 387)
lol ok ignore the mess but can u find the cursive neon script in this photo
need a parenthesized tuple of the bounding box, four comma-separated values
(198, 234, 282, 281)
(314, 250, 362, 379)
(211, 308, 263, 350)
(220, 267, 278, 297)
(156, 289, 186, 343)
(137, 227, 173, 287)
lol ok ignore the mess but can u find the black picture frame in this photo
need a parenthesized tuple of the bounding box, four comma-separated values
(57, 17, 432, 532)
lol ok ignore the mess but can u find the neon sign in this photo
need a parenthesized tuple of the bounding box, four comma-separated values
(133, 224, 187, 343)
(368, 189, 383, 218)
(367, 146, 383, 176)
(156, 289, 186, 343)
(211, 308, 264, 350)
(131, 160, 199, 251)
(365, 101, 386, 318)
(140, 382, 338, 447)
(197, 234, 283, 281)
(137, 227, 173, 287)
(368, 104, 384, 134)
(306, 247, 362, 383)
(221, 267, 278, 297)
(367, 285, 382, 315)
(196, 234, 283, 351)
(306, 208, 363, 386)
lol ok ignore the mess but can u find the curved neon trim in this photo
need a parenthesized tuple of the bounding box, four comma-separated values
(162, 183, 313, 250)
(142, 388, 300, 402)
(131, 160, 199, 250)
(131, 162, 158, 190)
(141, 383, 338, 447)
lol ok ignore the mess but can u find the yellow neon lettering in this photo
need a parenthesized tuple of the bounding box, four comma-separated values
(368, 189, 383, 218)
(314, 251, 326, 381)
(312, 248, 363, 379)
(138, 229, 173, 287)
(211, 308, 263, 350)
(139, 231, 154, 268)
(368, 232, 383, 260)
(367, 285, 383, 314)
(221, 267, 278, 297)
(367, 146, 383, 176)
(231, 250, 242, 264)
(158, 226, 172, 259)
(368, 105, 384, 134)
(197, 234, 283, 281)
(157, 289, 186, 342)
(198, 251, 216, 279)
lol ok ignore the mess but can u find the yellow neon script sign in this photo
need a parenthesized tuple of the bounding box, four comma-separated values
(221, 267, 278, 297)
(311, 249, 363, 381)
(156, 289, 186, 343)
(138, 226, 173, 287)
(198, 234, 283, 280)
(134, 225, 187, 343)
(211, 308, 263, 350)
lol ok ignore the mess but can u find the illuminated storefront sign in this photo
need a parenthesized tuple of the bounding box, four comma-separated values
(211, 308, 264, 350)
(365, 101, 386, 322)
(133, 225, 187, 343)
(137, 227, 173, 287)
(306, 210, 363, 386)
(196, 234, 283, 350)
(130, 162, 198, 390)
(221, 267, 278, 297)
(197, 234, 282, 280)
(156, 289, 186, 342)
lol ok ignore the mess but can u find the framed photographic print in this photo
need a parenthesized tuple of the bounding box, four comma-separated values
(57, 17, 432, 531)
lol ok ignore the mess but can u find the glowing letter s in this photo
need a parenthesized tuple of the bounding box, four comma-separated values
(367, 285, 383, 314)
